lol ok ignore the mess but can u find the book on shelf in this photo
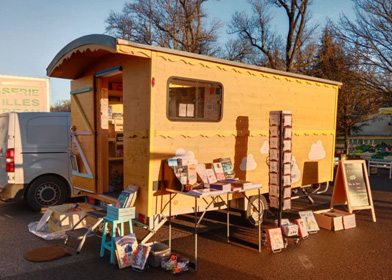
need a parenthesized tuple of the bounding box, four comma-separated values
(269, 196, 279, 209)
(115, 233, 138, 269)
(282, 175, 291, 186)
(269, 184, 279, 197)
(282, 198, 291, 210)
(283, 187, 291, 199)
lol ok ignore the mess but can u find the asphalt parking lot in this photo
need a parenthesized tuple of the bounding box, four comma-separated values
(1, 172, 391, 280)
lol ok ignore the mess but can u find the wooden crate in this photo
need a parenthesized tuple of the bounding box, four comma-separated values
(106, 205, 135, 220)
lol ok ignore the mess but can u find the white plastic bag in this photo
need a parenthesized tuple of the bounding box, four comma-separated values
(28, 221, 67, 240)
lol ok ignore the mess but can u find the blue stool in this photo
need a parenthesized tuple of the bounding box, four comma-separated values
(100, 216, 133, 264)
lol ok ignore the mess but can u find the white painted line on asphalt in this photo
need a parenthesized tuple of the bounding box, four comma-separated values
(298, 254, 314, 269)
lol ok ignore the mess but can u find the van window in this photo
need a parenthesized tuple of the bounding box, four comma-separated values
(167, 77, 223, 121)
(26, 116, 68, 146)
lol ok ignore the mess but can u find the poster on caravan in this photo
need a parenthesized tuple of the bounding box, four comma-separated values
(0, 75, 49, 113)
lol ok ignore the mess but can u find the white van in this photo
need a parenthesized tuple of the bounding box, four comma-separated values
(0, 112, 71, 210)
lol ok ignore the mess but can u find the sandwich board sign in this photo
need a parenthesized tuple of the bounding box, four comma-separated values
(331, 160, 376, 222)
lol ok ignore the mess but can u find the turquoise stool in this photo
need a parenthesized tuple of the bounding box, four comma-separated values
(100, 216, 133, 264)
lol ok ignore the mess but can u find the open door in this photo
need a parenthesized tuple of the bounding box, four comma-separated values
(70, 76, 97, 194)
(95, 67, 124, 195)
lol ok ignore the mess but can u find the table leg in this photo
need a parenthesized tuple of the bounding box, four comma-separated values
(194, 197, 198, 271)
(227, 193, 230, 243)
(258, 188, 261, 252)
(169, 193, 172, 250)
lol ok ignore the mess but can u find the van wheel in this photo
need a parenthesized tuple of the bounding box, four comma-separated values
(243, 194, 268, 226)
(26, 175, 69, 211)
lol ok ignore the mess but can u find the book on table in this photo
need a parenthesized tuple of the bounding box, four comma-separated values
(213, 157, 235, 178)
(187, 164, 198, 185)
(196, 163, 209, 184)
(212, 162, 226, 181)
(205, 164, 218, 184)
(210, 182, 231, 191)
(231, 180, 253, 190)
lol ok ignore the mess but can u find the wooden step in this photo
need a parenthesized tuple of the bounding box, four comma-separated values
(86, 210, 106, 219)
(84, 193, 117, 205)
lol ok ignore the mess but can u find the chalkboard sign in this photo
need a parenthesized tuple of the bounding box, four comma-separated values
(331, 160, 376, 222)
(344, 162, 370, 207)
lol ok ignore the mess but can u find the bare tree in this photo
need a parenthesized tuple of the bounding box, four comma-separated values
(228, 0, 284, 69)
(275, 0, 314, 72)
(106, 0, 221, 55)
(51, 100, 71, 112)
(228, 0, 315, 72)
(312, 27, 381, 154)
(336, 0, 392, 101)
(223, 39, 257, 63)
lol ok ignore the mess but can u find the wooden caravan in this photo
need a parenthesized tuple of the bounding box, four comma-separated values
(47, 34, 341, 226)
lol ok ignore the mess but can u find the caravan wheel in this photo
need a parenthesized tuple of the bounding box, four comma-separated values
(244, 194, 268, 226)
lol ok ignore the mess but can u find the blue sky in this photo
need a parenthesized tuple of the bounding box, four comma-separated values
(0, 0, 354, 106)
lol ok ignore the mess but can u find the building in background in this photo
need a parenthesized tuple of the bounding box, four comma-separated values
(336, 108, 392, 159)
(0, 75, 49, 113)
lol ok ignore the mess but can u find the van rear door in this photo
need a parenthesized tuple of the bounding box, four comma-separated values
(0, 114, 10, 188)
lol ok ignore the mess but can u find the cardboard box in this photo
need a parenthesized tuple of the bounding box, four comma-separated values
(47, 204, 86, 232)
(314, 209, 356, 231)
(334, 209, 356, 229)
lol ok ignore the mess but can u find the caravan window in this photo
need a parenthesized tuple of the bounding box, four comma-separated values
(167, 77, 223, 122)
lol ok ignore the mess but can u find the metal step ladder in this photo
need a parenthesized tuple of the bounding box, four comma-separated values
(64, 210, 106, 254)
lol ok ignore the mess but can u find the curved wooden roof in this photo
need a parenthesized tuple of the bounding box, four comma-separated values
(47, 34, 342, 87)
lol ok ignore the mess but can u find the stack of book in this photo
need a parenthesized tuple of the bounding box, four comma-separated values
(167, 156, 259, 193)
(210, 182, 231, 191)
(115, 190, 133, 208)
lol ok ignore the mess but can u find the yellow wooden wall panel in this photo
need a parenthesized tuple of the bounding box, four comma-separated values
(67, 47, 338, 220)
(147, 52, 338, 216)
(122, 57, 151, 216)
